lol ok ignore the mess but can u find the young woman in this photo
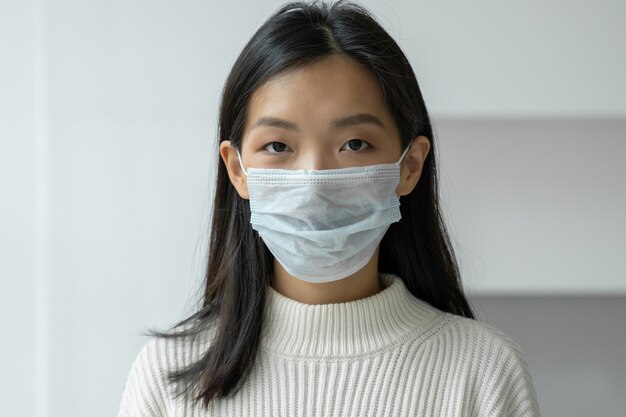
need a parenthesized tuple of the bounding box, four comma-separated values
(118, 1, 541, 416)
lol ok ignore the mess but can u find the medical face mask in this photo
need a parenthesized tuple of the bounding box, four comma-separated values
(236, 144, 411, 283)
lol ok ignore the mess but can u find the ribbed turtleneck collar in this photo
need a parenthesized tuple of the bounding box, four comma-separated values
(259, 272, 441, 359)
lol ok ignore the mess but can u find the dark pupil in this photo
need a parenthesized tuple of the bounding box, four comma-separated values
(271, 142, 287, 152)
(348, 139, 362, 150)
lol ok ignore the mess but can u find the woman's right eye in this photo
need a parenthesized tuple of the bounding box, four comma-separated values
(263, 141, 290, 154)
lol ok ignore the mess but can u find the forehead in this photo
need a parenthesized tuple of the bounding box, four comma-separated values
(244, 55, 393, 133)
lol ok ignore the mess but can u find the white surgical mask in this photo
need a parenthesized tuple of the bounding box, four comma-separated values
(236, 144, 411, 283)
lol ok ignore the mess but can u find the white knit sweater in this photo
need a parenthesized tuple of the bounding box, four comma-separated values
(117, 272, 541, 416)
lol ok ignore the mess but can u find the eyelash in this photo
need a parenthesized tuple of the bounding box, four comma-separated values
(262, 139, 371, 154)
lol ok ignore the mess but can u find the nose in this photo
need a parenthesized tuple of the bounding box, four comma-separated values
(299, 151, 337, 170)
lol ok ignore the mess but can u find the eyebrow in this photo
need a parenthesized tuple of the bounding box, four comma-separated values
(250, 113, 386, 132)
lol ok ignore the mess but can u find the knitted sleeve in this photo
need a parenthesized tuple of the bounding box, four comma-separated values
(117, 338, 169, 417)
(473, 326, 542, 417)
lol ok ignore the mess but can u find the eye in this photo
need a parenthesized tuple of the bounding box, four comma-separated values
(263, 141, 291, 154)
(341, 139, 370, 152)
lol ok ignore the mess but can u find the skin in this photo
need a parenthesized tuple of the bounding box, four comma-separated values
(220, 54, 430, 305)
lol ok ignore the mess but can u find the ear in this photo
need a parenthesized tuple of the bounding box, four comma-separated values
(396, 135, 430, 197)
(219, 140, 249, 200)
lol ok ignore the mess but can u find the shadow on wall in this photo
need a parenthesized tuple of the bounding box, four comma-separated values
(471, 295, 626, 417)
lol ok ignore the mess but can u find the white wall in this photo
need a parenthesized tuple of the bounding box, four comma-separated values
(1, 1, 44, 416)
(2, 0, 625, 416)
(437, 117, 626, 296)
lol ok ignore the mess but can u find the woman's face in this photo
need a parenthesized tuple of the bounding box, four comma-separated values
(242, 54, 404, 170)
(220, 54, 430, 199)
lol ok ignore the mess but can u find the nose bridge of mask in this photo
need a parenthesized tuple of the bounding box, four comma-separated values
(236, 143, 410, 175)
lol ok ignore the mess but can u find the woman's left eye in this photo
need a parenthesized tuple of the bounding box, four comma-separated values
(341, 139, 370, 152)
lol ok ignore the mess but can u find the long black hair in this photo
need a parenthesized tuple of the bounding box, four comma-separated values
(145, 0, 476, 409)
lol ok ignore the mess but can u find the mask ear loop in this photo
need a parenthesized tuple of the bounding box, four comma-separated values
(396, 142, 412, 165)
(235, 148, 248, 176)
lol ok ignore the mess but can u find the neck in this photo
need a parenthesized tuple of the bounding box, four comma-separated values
(270, 246, 384, 305)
